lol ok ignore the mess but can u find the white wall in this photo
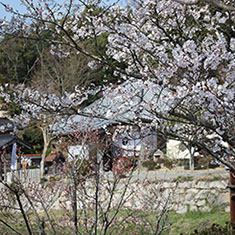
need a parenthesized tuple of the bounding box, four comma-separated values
(68, 145, 89, 160)
(167, 140, 191, 160)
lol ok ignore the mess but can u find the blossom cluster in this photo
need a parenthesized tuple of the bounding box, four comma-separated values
(0, 0, 234, 167)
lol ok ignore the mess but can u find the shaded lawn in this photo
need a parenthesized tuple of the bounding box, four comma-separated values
(0, 207, 231, 234)
(164, 207, 230, 235)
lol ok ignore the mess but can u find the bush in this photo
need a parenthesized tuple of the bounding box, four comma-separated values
(142, 160, 158, 171)
(188, 222, 235, 235)
(163, 158, 175, 169)
(28, 165, 39, 169)
(76, 159, 94, 176)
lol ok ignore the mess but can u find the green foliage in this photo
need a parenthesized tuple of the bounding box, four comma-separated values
(164, 207, 230, 235)
(142, 160, 158, 171)
(48, 175, 62, 182)
(196, 154, 216, 169)
(27, 165, 39, 169)
(0, 14, 124, 111)
(0, 96, 22, 116)
(0, 33, 38, 84)
(163, 158, 175, 169)
(175, 175, 193, 182)
(82, 33, 125, 87)
(46, 148, 52, 157)
(22, 126, 43, 153)
(189, 222, 235, 235)
(75, 159, 94, 176)
(0, 207, 230, 234)
(0, 20, 58, 86)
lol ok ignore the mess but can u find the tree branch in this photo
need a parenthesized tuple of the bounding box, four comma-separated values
(0, 219, 21, 235)
(173, 0, 235, 11)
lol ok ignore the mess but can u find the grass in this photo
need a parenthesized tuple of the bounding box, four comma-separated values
(164, 207, 230, 235)
(0, 207, 231, 234)
(174, 175, 194, 182)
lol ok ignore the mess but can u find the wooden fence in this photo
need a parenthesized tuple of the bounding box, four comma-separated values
(6, 169, 41, 183)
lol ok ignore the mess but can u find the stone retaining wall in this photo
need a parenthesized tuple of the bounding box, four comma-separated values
(161, 177, 229, 213)
(0, 173, 230, 214)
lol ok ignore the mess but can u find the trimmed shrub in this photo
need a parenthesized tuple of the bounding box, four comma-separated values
(142, 160, 157, 171)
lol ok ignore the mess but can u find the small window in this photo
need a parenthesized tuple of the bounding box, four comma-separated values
(122, 138, 129, 146)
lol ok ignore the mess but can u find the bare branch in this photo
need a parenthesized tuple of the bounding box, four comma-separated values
(0, 219, 21, 235)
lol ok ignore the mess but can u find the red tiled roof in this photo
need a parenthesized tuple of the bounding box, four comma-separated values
(45, 152, 57, 162)
(22, 154, 41, 157)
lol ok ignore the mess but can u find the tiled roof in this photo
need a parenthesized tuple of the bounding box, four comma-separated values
(0, 134, 32, 149)
(53, 79, 169, 135)
(21, 154, 41, 159)
(45, 152, 57, 162)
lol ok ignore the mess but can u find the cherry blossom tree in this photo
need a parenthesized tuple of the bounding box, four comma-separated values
(173, 0, 235, 11)
(0, 83, 98, 177)
(0, 129, 173, 234)
(1, 1, 234, 232)
(101, 0, 235, 170)
(0, 0, 234, 171)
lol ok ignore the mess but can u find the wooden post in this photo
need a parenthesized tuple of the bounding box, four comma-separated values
(228, 154, 235, 224)
(0, 161, 2, 180)
(4, 161, 7, 181)
(229, 168, 235, 224)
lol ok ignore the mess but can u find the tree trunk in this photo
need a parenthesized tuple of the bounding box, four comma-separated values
(40, 127, 50, 179)
(70, 167, 78, 235)
(4, 162, 7, 181)
(40, 143, 49, 178)
(187, 144, 195, 170)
